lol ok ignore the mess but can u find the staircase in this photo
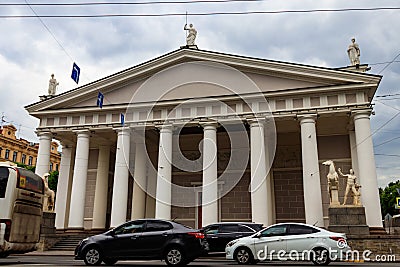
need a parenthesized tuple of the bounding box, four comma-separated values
(50, 235, 89, 251)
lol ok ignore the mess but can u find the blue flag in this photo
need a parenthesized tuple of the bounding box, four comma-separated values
(97, 92, 104, 108)
(71, 62, 80, 84)
(120, 113, 125, 125)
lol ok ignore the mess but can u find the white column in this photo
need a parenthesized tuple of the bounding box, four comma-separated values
(110, 128, 131, 227)
(55, 143, 73, 230)
(68, 130, 90, 229)
(92, 145, 110, 229)
(353, 110, 383, 227)
(348, 128, 360, 176)
(155, 124, 173, 220)
(201, 121, 218, 226)
(249, 119, 270, 226)
(35, 131, 52, 177)
(131, 135, 147, 220)
(299, 115, 324, 227)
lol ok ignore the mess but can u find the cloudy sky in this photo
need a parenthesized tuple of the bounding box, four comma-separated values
(0, 0, 399, 188)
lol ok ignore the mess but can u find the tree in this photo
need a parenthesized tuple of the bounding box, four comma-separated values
(379, 180, 400, 217)
(47, 171, 58, 192)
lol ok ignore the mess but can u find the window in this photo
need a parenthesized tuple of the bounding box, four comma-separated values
(288, 224, 319, 235)
(0, 147, 2, 157)
(5, 149, 10, 159)
(204, 225, 219, 234)
(220, 224, 239, 233)
(260, 225, 287, 237)
(28, 156, 33, 166)
(238, 225, 255, 233)
(55, 164, 59, 171)
(0, 167, 9, 198)
(114, 220, 146, 235)
(49, 163, 53, 171)
(12, 151, 18, 162)
(145, 221, 172, 232)
(21, 154, 26, 164)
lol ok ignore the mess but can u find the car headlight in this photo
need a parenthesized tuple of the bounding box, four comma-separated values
(226, 240, 238, 247)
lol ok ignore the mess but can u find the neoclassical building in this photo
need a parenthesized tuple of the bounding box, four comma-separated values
(0, 124, 60, 171)
(26, 48, 383, 232)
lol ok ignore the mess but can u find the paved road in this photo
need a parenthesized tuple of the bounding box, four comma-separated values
(0, 255, 398, 267)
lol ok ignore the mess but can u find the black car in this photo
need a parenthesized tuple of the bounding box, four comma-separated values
(75, 219, 208, 266)
(202, 222, 263, 253)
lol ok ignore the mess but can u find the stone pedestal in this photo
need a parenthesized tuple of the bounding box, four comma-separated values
(328, 206, 370, 236)
(38, 212, 61, 251)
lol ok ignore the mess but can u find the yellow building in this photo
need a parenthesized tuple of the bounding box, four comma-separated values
(0, 124, 60, 172)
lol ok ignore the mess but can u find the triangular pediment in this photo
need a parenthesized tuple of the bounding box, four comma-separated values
(26, 48, 381, 116)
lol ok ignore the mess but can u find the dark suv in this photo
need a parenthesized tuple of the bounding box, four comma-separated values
(75, 219, 208, 266)
(202, 222, 263, 253)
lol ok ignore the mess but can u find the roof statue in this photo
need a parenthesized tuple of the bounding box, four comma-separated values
(347, 37, 360, 66)
(48, 74, 59, 96)
(184, 23, 197, 47)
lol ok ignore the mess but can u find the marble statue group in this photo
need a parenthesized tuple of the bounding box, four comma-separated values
(323, 160, 362, 206)
(42, 173, 55, 212)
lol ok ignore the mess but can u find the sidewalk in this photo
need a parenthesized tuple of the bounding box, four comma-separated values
(22, 250, 74, 256)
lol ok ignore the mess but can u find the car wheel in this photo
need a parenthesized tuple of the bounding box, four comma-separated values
(234, 247, 254, 265)
(0, 252, 9, 258)
(103, 258, 118, 265)
(311, 247, 331, 265)
(83, 247, 103, 266)
(164, 246, 187, 266)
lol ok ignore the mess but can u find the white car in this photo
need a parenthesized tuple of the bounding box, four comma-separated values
(226, 223, 351, 265)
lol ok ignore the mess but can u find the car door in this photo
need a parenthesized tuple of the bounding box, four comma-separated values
(285, 224, 320, 254)
(204, 225, 220, 252)
(109, 220, 146, 257)
(138, 220, 173, 257)
(217, 224, 241, 252)
(253, 224, 288, 261)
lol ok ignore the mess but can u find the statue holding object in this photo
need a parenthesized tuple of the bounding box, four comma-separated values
(42, 173, 55, 212)
(338, 168, 362, 206)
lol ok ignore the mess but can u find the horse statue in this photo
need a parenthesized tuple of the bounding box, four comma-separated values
(322, 160, 340, 206)
(42, 173, 55, 212)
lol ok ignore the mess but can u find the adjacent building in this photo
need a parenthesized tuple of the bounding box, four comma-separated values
(0, 124, 60, 172)
(25, 48, 383, 233)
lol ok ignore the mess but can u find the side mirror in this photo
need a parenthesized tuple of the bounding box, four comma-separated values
(255, 232, 262, 238)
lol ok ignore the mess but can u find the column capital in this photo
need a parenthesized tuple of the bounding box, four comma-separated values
(297, 113, 318, 124)
(113, 127, 131, 134)
(155, 123, 173, 133)
(35, 131, 52, 138)
(247, 117, 266, 127)
(199, 119, 218, 130)
(351, 109, 372, 121)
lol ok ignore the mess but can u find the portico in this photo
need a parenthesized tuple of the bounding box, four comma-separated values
(26, 48, 383, 231)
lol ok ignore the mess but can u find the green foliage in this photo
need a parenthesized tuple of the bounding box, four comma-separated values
(379, 180, 400, 217)
(15, 162, 35, 172)
(48, 171, 58, 192)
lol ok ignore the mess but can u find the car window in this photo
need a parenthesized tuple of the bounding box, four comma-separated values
(288, 224, 319, 235)
(145, 221, 172, 232)
(260, 225, 287, 237)
(204, 225, 219, 234)
(238, 225, 255, 233)
(0, 167, 9, 198)
(114, 220, 145, 235)
(220, 225, 239, 233)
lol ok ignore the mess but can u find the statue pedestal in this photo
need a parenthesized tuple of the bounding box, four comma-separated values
(328, 206, 370, 236)
(330, 189, 340, 206)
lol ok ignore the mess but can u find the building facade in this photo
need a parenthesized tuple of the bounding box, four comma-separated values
(0, 124, 60, 171)
(25, 48, 383, 232)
